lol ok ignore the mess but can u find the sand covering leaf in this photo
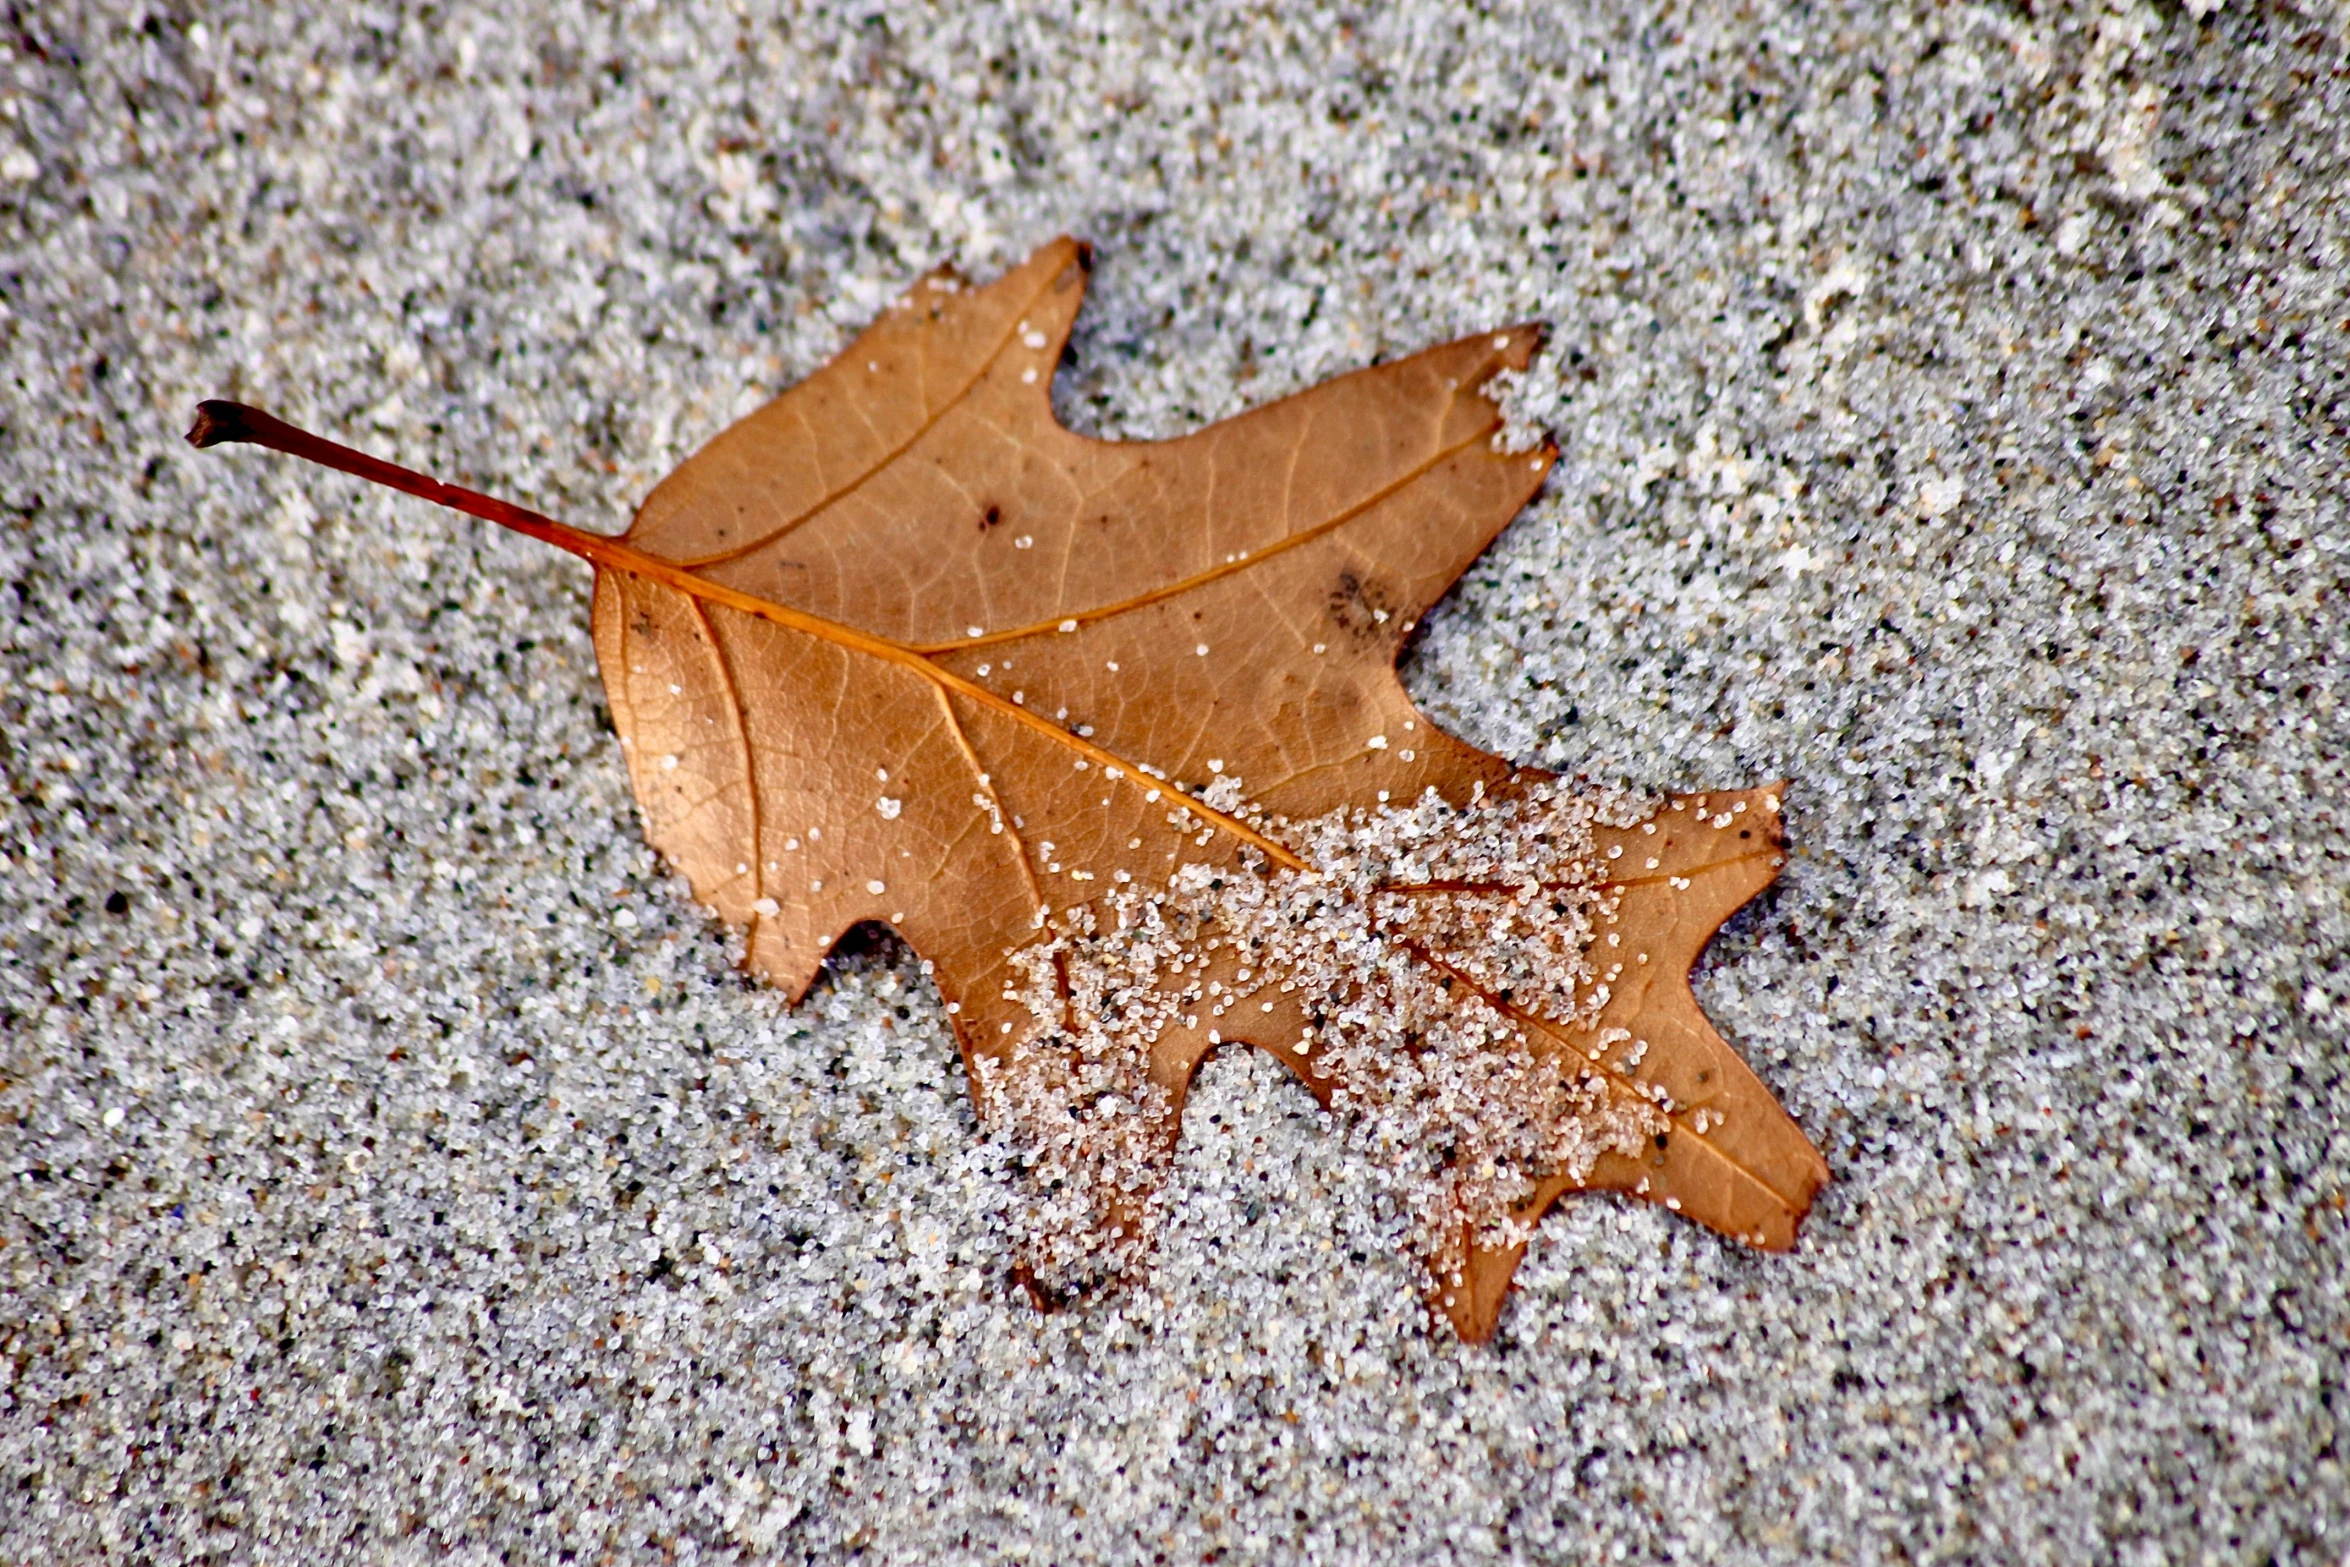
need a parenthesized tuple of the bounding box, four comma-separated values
(196, 238, 1826, 1340)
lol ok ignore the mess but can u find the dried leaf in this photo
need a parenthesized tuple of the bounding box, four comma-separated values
(192, 237, 1826, 1341)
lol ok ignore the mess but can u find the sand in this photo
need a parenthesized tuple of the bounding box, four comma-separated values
(1, 1, 2343, 1560)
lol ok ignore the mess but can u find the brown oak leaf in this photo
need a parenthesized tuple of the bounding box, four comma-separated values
(191, 236, 1826, 1341)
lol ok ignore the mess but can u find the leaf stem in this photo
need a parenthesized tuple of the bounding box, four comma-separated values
(186, 400, 1307, 872)
(189, 400, 639, 571)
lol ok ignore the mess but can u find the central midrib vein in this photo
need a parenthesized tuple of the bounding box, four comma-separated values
(533, 520, 1309, 873)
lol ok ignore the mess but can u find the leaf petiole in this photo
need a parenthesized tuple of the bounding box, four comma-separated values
(186, 399, 1307, 872)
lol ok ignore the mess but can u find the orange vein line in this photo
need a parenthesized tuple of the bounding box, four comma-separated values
(187, 400, 1306, 874)
(910, 415, 1528, 656)
(1400, 941, 1804, 1216)
(684, 593, 763, 926)
(1372, 849, 1782, 897)
(669, 269, 1069, 569)
(933, 682, 1047, 919)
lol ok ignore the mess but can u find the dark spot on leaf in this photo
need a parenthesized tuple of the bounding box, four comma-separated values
(1326, 571, 1397, 642)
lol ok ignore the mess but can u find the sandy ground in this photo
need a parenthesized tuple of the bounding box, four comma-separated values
(2, 2, 2345, 1561)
